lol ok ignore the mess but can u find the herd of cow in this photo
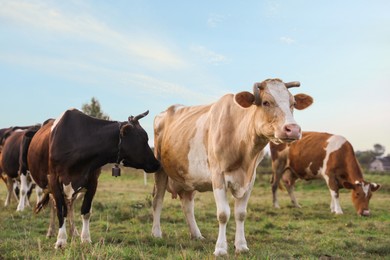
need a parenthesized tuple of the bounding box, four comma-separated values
(0, 78, 381, 256)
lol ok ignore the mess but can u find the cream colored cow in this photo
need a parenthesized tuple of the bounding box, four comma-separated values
(152, 79, 313, 256)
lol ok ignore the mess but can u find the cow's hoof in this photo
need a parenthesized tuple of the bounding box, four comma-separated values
(214, 247, 228, 256)
(54, 239, 67, 249)
(235, 244, 249, 254)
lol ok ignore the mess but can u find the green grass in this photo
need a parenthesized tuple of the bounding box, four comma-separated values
(0, 169, 389, 259)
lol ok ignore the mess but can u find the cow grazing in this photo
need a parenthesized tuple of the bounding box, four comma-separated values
(1, 127, 39, 209)
(33, 109, 160, 249)
(270, 131, 381, 216)
(152, 79, 313, 256)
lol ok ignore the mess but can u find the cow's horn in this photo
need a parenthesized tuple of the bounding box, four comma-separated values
(253, 82, 262, 105)
(285, 81, 300, 88)
(130, 110, 149, 123)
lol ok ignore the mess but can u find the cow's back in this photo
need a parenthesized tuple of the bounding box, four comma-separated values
(28, 120, 53, 189)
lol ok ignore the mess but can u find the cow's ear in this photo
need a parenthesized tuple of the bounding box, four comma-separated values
(294, 94, 313, 110)
(370, 183, 381, 192)
(235, 91, 255, 108)
(342, 181, 355, 190)
(120, 124, 133, 136)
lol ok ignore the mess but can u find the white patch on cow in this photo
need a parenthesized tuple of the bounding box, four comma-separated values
(321, 135, 347, 182)
(16, 173, 29, 211)
(362, 183, 370, 197)
(305, 162, 313, 175)
(55, 218, 67, 249)
(187, 114, 211, 186)
(355, 180, 361, 185)
(63, 183, 75, 200)
(81, 213, 92, 243)
(330, 190, 343, 214)
(267, 82, 296, 126)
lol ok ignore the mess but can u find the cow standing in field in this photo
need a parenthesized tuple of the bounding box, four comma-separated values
(1, 126, 39, 210)
(270, 131, 381, 216)
(32, 109, 160, 249)
(27, 119, 58, 237)
(152, 79, 313, 256)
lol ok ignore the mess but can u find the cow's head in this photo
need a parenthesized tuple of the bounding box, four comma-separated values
(343, 180, 381, 216)
(119, 110, 160, 173)
(234, 78, 313, 144)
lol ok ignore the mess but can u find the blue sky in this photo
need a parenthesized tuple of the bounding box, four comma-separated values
(1, 0, 389, 152)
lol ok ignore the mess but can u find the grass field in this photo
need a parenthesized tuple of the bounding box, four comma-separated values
(0, 168, 389, 259)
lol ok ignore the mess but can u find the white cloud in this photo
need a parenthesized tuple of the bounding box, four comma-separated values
(207, 13, 225, 28)
(190, 45, 228, 65)
(280, 36, 295, 44)
(0, 0, 186, 69)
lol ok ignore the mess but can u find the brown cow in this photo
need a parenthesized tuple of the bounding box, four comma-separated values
(152, 79, 313, 256)
(270, 131, 381, 216)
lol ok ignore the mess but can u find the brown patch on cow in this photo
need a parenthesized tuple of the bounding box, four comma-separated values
(270, 142, 288, 161)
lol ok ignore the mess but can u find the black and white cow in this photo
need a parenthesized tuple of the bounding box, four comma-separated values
(32, 109, 160, 248)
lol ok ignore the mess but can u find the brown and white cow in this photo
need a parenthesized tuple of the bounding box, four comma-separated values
(152, 79, 313, 256)
(270, 131, 381, 216)
(1, 126, 40, 210)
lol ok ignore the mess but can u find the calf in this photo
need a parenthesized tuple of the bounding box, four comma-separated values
(152, 79, 313, 256)
(270, 131, 381, 216)
(34, 109, 160, 248)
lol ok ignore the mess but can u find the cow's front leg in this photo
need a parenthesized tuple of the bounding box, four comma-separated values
(234, 189, 252, 254)
(213, 182, 230, 256)
(179, 190, 204, 239)
(329, 189, 343, 214)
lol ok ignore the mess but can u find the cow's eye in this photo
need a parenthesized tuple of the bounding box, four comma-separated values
(262, 101, 270, 107)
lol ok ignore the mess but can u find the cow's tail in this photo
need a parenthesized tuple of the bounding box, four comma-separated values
(35, 193, 50, 213)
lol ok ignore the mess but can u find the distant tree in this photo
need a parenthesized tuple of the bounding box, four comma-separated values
(372, 143, 385, 158)
(81, 97, 110, 120)
(355, 150, 375, 170)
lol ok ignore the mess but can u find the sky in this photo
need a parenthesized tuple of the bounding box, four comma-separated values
(1, 0, 389, 153)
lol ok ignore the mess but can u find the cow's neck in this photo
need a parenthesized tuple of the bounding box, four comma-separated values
(89, 122, 122, 169)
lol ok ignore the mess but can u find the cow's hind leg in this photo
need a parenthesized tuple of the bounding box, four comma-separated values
(151, 169, 168, 238)
(17, 173, 29, 211)
(50, 175, 68, 249)
(80, 176, 98, 244)
(179, 190, 204, 239)
(46, 197, 56, 237)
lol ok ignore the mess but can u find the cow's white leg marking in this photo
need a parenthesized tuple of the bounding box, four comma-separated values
(16, 174, 27, 211)
(330, 190, 343, 214)
(81, 213, 92, 243)
(55, 218, 67, 249)
(35, 186, 43, 206)
(213, 188, 230, 256)
(180, 192, 204, 239)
